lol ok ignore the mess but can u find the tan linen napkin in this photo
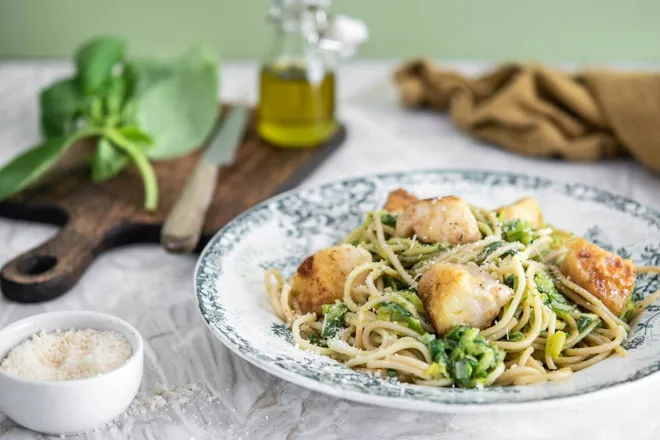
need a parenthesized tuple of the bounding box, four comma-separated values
(394, 59, 660, 171)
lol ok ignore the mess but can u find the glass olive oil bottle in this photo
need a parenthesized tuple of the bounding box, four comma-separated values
(258, 0, 366, 148)
(259, 63, 337, 148)
(258, 0, 341, 148)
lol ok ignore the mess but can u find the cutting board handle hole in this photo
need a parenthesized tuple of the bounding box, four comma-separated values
(18, 255, 57, 275)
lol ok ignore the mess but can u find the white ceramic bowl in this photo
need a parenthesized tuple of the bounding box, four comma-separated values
(0, 311, 144, 435)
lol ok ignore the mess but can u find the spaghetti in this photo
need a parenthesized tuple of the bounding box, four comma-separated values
(265, 195, 660, 388)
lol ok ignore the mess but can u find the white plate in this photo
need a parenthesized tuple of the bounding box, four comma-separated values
(194, 170, 660, 412)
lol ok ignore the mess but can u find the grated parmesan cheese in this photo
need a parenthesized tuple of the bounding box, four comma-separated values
(0, 328, 132, 381)
(126, 383, 200, 416)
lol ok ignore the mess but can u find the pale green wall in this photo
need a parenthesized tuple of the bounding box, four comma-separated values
(1, 0, 659, 61)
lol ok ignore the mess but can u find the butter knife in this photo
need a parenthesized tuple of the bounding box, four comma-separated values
(160, 105, 249, 254)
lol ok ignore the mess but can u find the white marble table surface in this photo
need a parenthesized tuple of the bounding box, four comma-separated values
(1, 60, 660, 440)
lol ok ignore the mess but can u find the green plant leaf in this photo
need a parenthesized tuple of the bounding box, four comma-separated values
(120, 99, 139, 125)
(133, 46, 219, 159)
(178, 45, 219, 71)
(118, 125, 153, 145)
(103, 128, 158, 210)
(103, 75, 128, 117)
(39, 78, 84, 137)
(91, 137, 128, 182)
(75, 36, 126, 95)
(90, 96, 104, 125)
(0, 136, 80, 201)
(123, 59, 176, 103)
(138, 68, 218, 159)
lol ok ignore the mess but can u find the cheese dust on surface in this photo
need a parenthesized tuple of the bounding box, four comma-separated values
(0, 328, 133, 381)
(126, 383, 202, 416)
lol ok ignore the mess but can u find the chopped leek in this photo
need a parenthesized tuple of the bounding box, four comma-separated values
(546, 331, 567, 360)
(502, 219, 534, 245)
(506, 331, 524, 342)
(376, 302, 425, 334)
(423, 325, 504, 388)
(382, 274, 406, 291)
(535, 272, 574, 316)
(475, 241, 504, 265)
(321, 303, 348, 338)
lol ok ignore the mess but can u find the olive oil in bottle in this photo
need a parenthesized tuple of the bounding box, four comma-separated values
(258, 64, 337, 148)
(257, 0, 366, 148)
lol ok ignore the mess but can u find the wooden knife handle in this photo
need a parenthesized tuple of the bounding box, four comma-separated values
(160, 161, 219, 254)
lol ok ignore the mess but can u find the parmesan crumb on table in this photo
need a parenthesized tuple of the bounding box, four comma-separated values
(0, 328, 132, 381)
(126, 383, 201, 416)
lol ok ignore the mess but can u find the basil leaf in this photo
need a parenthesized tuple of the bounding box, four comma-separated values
(577, 316, 593, 332)
(40, 78, 84, 137)
(381, 213, 397, 227)
(124, 59, 175, 99)
(120, 99, 139, 125)
(0, 136, 81, 200)
(103, 75, 128, 117)
(118, 125, 153, 145)
(135, 47, 219, 159)
(89, 96, 104, 124)
(500, 248, 520, 259)
(75, 36, 126, 95)
(91, 137, 128, 182)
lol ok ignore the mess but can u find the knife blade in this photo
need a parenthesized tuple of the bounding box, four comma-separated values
(160, 105, 249, 254)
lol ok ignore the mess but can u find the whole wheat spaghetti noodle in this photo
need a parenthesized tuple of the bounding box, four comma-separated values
(265, 192, 660, 388)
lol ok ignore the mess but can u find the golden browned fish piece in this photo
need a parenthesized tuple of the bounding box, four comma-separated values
(396, 196, 481, 244)
(496, 197, 544, 228)
(418, 262, 514, 334)
(290, 244, 372, 315)
(383, 188, 419, 212)
(560, 237, 636, 315)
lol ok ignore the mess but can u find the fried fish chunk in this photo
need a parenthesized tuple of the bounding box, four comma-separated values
(396, 196, 481, 244)
(383, 188, 419, 212)
(290, 244, 372, 315)
(418, 262, 514, 334)
(496, 197, 544, 228)
(560, 238, 635, 315)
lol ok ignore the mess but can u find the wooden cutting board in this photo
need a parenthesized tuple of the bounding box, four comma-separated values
(0, 108, 346, 303)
